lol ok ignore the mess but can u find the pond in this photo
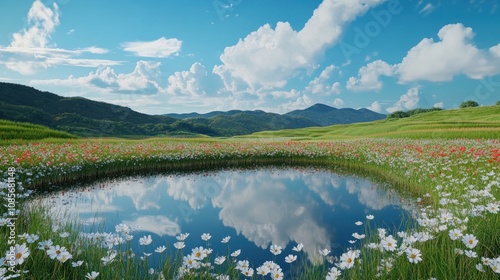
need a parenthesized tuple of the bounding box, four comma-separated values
(31, 167, 410, 274)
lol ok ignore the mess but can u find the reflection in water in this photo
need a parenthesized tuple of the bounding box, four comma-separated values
(32, 167, 408, 266)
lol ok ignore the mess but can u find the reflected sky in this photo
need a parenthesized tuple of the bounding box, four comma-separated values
(31, 167, 408, 267)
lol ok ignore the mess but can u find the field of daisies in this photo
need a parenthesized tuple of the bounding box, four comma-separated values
(0, 138, 499, 279)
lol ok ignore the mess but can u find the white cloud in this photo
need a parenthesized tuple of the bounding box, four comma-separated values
(277, 94, 313, 113)
(386, 87, 420, 113)
(419, 3, 435, 15)
(0, 0, 118, 75)
(346, 60, 396, 91)
(397, 23, 500, 82)
(213, 0, 384, 91)
(367, 101, 383, 113)
(333, 98, 344, 107)
(433, 102, 444, 108)
(121, 37, 182, 58)
(32, 60, 163, 95)
(305, 65, 342, 95)
(166, 62, 222, 97)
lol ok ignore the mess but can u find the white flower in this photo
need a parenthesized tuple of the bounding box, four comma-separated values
(406, 248, 422, 264)
(256, 265, 270, 276)
(465, 250, 478, 258)
(236, 260, 250, 271)
(86, 271, 99, 279)
(176, 233, 189, 241)
(72, 260, 84, 267)
(38, 239, 53, 250)
(59, 232, 70, 238)
(486, 202, 499, 214)
(319, 248, 330, 256)
(191, 246, 207, 260)
(448, 228, 463, 240)
(8, 243, 30, 265)
(352, 232, 365, 240)
(476, 263, 484, 272)
(183, 254, 199, 269)
(155, 246, 166, 253)
(214, 256, 226, 265)
(292, 243, 303, 252)
(462, 234, 478, 249)
(326, 267, 342, 280)
(47, 245, 68, 260)
(201, 233, 211, 241)
(115, 223, 131, 234)
(221, 236, 231, 243)
(26, 234, 39, 244)
(381, 235, 398, 252)
(231, 249, 241, 257)
(339, 250, 357, 269)
(366, 214, 375, 220)
(57, 251, 72, 263)
(285, 254, 297, 263)
(139, 235, 152, 246)
(270, 244, 282, 255)
(355, 221, 363, 226)
(270, 267, 284, 280)
(173, 242, 185, 250)
(241, 267, 254, 277)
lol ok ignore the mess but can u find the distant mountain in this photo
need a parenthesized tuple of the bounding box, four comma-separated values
(167, 103, 386, 127)
(285, 103, 386, 126)
(0, 82, 318, 137)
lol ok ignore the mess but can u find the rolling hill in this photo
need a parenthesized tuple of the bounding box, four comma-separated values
(246, 105, 500, 140)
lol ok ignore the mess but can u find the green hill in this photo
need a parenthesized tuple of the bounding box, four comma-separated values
(0, 119, 77, 141)
(246, 106, 500, 140)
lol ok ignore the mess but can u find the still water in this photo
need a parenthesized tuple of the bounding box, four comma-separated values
(33, 167, 409, 269)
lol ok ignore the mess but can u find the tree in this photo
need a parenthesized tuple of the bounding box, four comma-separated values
(459, 100, 479, 108)
(496, 101, 500, 106)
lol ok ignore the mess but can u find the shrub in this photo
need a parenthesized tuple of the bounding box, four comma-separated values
(460, 100, 479, 108)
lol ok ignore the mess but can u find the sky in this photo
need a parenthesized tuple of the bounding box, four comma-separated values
(0, 0, 499, 115)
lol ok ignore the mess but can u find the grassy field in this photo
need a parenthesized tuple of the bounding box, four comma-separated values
(1, 107, 500, 279)
(0, 119, 77, 141)
(247, 105, 500, 140)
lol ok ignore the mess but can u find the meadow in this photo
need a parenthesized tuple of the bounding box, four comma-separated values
(1, 107, 500, 279)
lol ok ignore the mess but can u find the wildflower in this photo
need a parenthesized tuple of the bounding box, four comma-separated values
(26, 234, 39, 244)
(285, 254, 297, 263)
(326, 267, 342, 280)
(176, 233, 189, 241)
(270, 244, 282, 255)
(339, 250, 357, 269)
(366, 214, 374, 220)
(270, 267, 284, 280)
(236, 260, 250, 271)
(241, 267, 254, 277)
(231, 249, 241, 257)
(263, 260, 279, 271)
(489, 258, 500, 273)
(173, 242, 185, 250)
(454, 248, 464, 255)
(191, 246, 207, 260)
(352, 232, 365, 240)
(47, 245, 68, 260)
(377, 228, 387, 239)
(381, 235, 398, 252)
(86, 271, 99, 279)
(115, 223, 131, 234)
(256, 265, 270, 276)
(139, 235, 152, 246)
(155, 246, 166, 253)
(486, 202, 499, 214)
(72, 260, 84, 267)
(221, 236, 231, 243)
(448, 228, 463, 240)
(8, 243, 30, 265)
(319, 248, 330, 256)
(101, 251, 117, 266)
(149, 268, 155, 274)
(183, 254, 199, 269)
(355, 221, 363, 226)
(406, 248, 422, 264)
(201, 233, 212, 241)
(214, 256, 226, 265)
(59, 232, 70, 238)
(38, 239, 53, 250)
(465, 250, 477, 258)
(292, 243, 303, 252)
(476, 263, 485, 272)
(462, 234, 478, 249)
(57, 251, 72, 263)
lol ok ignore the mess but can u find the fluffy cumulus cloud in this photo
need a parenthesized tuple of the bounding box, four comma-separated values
(32, 60, 163, 95)
(213, 0, 384, 92)
(386, 87, 420, 113)
(166, 62, 222, 97)
(121, 37, 182, 58)
(346, 60, 396, 91)
(367, 100, 383, 113)
(305, 65, 342, 95)
(0, 0, 119, 75)
(397, 23, 500, 83)
(333, 98, 344, 107)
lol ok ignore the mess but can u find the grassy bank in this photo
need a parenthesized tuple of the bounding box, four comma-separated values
(1, 137, 499, 279)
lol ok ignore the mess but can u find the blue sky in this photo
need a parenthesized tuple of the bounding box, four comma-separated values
(0, 0, 499, 114)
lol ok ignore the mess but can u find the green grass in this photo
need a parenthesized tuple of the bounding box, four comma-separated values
(246, 106, 500, 140)
(0, 119, 77, 142)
